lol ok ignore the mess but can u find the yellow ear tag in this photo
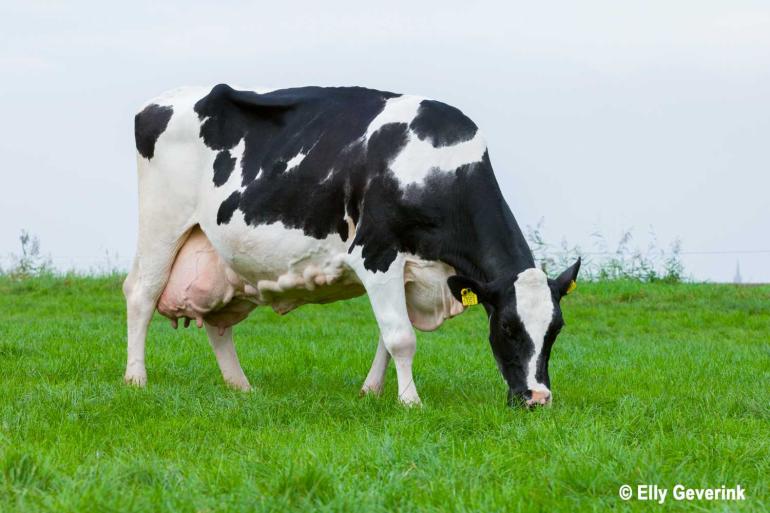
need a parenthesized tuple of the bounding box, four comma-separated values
(566, 280, 577, 295)
(461, 288, 478, 306)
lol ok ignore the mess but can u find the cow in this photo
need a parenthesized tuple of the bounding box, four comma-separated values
(125, 84, 580, 407)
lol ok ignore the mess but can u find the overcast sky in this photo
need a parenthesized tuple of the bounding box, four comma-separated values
(1, 1, 768, 282)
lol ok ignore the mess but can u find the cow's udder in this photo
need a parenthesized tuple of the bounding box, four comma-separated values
(156, 226, 257, 333)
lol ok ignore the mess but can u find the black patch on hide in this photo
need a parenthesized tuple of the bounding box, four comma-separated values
(409, 99, 478, 147)
(213, 150, 236, 186)
(217, 191, 241, 225)
(134, 104, 173, 159)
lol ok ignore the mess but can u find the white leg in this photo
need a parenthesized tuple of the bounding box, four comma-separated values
(348, 251, 420, 405)
(124, 118, 203, 386)
(360, 334, 390, 396)
(204, 323, 251, 391)
(123, 262, 152, 386)
(123, 223, 192, 386)
(123, 248, 179, 386)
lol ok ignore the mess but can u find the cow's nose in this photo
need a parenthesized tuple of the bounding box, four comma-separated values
(507, 389, 553, 408)
(526, 389, 552, 407)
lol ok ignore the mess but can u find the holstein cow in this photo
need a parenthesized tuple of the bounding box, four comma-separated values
(125, 84, 580, 407)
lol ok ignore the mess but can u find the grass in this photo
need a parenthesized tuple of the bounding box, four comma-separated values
(0, 275, 768, 512)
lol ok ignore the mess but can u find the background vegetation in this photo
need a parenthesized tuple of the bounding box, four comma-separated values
(526, 220, 685, 283)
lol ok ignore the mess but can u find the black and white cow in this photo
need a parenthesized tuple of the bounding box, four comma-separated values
(125, 84, 580, 407)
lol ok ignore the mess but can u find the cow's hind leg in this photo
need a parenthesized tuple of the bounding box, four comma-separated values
(204, 323, 251, 391)
(349, 251, 420, 405)
(125, 91, 205, 386)
(360, 334, 390, 396)
(123, 226, 192, 386)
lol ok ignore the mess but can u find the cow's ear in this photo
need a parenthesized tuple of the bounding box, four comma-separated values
(552, 258, 581, 299)
(447, 275, 493, 306)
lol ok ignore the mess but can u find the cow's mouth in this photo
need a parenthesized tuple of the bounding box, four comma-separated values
(507, 388, 552, 409)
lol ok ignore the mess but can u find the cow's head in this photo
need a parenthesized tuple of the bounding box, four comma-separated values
(448, 259, 580, 408)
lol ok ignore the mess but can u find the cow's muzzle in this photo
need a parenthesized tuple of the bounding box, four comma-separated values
(507, 388, 552, 408)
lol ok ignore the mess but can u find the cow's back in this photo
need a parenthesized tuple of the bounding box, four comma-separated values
(190, 85, 486, 273)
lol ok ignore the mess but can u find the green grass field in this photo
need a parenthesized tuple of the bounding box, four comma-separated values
(0, 276, 768, 512)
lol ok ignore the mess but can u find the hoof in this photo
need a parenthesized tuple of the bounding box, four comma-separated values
(124, 373, 147, 387)
(398, 394, 422, 407)
(359, 382, 384, 397)
(225, 378, 252, 392)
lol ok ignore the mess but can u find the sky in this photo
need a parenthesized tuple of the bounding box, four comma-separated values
(1, 1, 768, 282)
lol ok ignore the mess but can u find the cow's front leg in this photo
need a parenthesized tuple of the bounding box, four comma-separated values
(204, 323, 251, 391)
(349, 251, 420, 405)
(360, 334, 390, 396)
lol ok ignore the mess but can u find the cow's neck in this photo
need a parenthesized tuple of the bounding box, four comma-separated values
(445, 211, 533, 283)
(436, 170, 535, 284)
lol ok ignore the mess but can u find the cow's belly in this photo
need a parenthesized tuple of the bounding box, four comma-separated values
(201, 214, 365, 311)
(158, 221, 366, 331)
(159, 220, 465, 332)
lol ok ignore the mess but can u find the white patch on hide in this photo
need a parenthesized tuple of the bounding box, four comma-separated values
(365, 95, 423, 139)
(285, 151, 306, 171)
(514, 268, 554, 393)
(389, 130, 487, 185)
(363, 94, 488, 186)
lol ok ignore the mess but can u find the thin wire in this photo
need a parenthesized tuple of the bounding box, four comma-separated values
(538, 249, 770, 256)
(679, 250, 770, 255)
